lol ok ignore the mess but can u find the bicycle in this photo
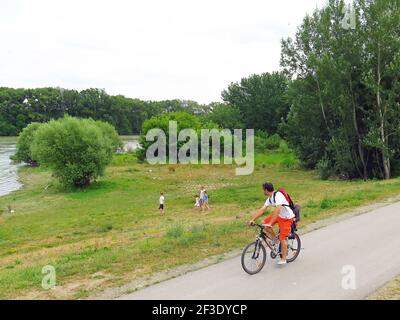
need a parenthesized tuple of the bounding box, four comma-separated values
(241, 222, 301, 275)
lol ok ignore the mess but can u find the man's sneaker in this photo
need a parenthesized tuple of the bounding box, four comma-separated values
(277, 259, 287, 265)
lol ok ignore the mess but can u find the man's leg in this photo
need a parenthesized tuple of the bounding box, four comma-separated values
(268, 212, 278, 226)
(277, 218, 293, 264)
(264, 226, 275, 240)
(262, 215, 277, 240)
(280, 239, 287, 261)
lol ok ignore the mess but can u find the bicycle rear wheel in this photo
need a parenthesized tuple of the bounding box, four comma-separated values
(241, 240, 266, 275)
(280, 233, 301, 263)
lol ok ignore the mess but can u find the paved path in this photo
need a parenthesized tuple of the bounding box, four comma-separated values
(120, 202, 400, 300)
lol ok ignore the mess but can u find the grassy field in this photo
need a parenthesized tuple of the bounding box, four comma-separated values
(368, 275, 400, 300)
(1, 151, 400, 299)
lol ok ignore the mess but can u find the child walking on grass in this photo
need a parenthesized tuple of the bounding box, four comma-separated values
(159, 192, 165, 215)
(203, 191, 210, 210)
(194, 195, 200, 208)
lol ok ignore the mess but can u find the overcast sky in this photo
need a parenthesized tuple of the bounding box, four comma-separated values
(1, 0, 328, 104)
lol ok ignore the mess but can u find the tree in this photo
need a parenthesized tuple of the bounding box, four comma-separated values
(205, 103, 244, 129)
(359, 0, 400, 179)
(14, 122, 42, 165)
(94, 119, 124, 152)
(0, 87, 212, 137)
(221, 72, 290, 134)
(138, 112, 219, 162)
(280, 0, 400, 179)
(31, 116, 122, 187)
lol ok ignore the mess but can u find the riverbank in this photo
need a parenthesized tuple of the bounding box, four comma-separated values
(0, 137, 22, 197)
(0, 136, 139, 198)
(1, 153, 400, 299)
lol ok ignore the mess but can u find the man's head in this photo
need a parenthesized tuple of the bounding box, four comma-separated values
(262, 182, 274, 197)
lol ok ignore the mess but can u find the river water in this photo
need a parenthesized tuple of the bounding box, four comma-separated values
(0, 136, 139, 198)
(0, 138, 22, 197)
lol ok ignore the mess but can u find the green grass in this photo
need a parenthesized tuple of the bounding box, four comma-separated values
(368, 275, 400, 300)
(0, 152, 400, 299)
(254, 150, 300, 168)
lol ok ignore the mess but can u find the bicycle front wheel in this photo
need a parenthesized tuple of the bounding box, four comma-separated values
(241, 241, 266, 275)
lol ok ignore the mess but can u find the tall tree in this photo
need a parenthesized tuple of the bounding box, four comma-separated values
(205, 103, 244, 130)
(281, 0, 400, 179)
(359, 0, 400, 179)
(221, 72, 289, 134)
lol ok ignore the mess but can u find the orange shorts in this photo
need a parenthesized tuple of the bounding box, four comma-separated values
(263, 215, 294, 241)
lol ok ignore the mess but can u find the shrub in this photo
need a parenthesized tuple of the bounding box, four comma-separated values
(316, 158, 332, 180)
(31, 116, 122, 187)
(254, 133, 283, 153)
(281, 157, 298, 169)
(254, 135, 268, 153)
(265, 134, 282, 150)
(278, 140, 291, 154)
(320, 198, 335, 209)
(14, 122, 42, 165)
(166, 222, 185, 238)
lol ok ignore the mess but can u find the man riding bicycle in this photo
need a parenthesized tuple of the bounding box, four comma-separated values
(249, 182, 295, 265)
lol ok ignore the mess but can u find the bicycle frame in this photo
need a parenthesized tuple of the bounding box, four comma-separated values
(253, 224, 287, 256)
(255, 230, 276, 252)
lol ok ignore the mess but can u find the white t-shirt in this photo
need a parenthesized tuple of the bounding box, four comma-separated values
(200, 189, 206, 200)
(264, 191, 295, 219)
(159, 195, 165, 205)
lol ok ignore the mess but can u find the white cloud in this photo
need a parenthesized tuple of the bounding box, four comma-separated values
(0, 0, 327, 103)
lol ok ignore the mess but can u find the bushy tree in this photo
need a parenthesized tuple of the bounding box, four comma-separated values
(221, 72, 290, 134)
(206, 103, 244, 130)
(14, 122, 42, 165)
(137, 112, 219, 162)
(94, 120, 124, 152)
(31, 116, 122, 187)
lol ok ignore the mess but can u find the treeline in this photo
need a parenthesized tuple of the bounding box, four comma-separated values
(4, 0, 400, 180)
(280, 0, 400, 180)
(220, 0, 400, 180)
(0, 87, 209, 136)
